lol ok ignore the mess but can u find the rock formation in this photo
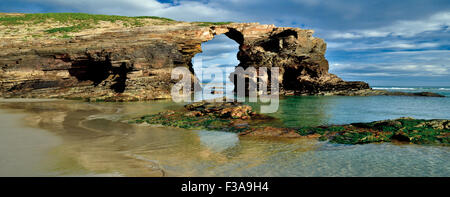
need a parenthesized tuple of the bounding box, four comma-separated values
(228, 27, 369, 95)
(0, 13, 384, 101)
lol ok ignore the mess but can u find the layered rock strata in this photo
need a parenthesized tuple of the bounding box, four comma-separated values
(0, 13, 405, 100)
(0, 13, 373, 101)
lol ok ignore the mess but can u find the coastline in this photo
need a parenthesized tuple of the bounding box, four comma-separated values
(131, 100, 450, 146)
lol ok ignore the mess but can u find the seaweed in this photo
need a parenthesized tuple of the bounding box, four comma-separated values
(130, 107, 449, 146)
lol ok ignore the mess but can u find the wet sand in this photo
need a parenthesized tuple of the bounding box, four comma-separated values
(0, 108, 63, 176)
(0, 99, 448, 177)
(0, 99, 320, 176)
(0, 99, 122, 176)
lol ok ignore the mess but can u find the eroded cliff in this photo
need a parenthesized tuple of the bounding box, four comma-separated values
(0, 13, 370, 101)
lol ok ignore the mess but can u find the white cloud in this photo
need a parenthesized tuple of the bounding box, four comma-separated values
(342, 72, 397, 77)
(330, 49, 450, 77)
(327, 11, 450, 39)
(327, 40, 440, 50)
(29, 0, 239, 21)
(328, 32, 362, 39)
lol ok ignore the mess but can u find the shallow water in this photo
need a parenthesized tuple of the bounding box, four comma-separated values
(259, 94, 450, 127)
(0, 108, 62, 176)
(0, 97, 449, 177)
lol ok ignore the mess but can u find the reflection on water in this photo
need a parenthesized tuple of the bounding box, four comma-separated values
(196, 131, 240, 153)
(270, 96, 334, 127)
(0, 97, 449, 177)
(0, 108, 63, 176)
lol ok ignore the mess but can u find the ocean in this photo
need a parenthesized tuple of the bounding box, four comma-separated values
(243, 86, 450, 128)
(372, 86, 450, 97)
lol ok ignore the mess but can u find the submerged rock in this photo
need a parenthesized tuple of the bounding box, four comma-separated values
(411, 92, 446, 97)
(327, 118, 450, 145)
(240, 127, 301, 138)
(321, 89, 445, 97)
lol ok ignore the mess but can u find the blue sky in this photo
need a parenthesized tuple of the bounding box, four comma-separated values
(1, 0, 450, 86)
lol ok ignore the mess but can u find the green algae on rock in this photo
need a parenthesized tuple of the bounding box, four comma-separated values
(131, 102, 449, 146)
(299, 118, 450, 145)
(131, 101, 282, 134)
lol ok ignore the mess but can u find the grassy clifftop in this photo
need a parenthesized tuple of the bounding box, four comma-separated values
(0, 13, 176, 26)
(0, 13, 178, 40)
(0, 13, 232, 40)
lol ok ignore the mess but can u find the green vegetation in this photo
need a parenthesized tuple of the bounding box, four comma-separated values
(134, 16, 175, 22)
(296, 126, 345, 136)
(194, 21, 234, 27)
(132, 107, 449, 146)
(44, 24, 88, 33)
(296, 127, 327, 136)
(331, 132, 392, 144)
(0, 13, 175, 25)
(0, 13, 177, 34)
(60, 34, 73, 39)
(130, 111, 238, 132)
(0, 13, 235, 37)
(294, 118, 449, 145)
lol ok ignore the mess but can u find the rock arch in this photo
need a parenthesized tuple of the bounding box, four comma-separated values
(0, 23, 369, 101)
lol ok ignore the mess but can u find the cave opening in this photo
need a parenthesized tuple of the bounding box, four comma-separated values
(192, 33, 241, 100)
(69, 59, 112, 86)
(69, 59, 131, 93)
(110, 62, 133, 93)
(282, 66, 301, 90)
